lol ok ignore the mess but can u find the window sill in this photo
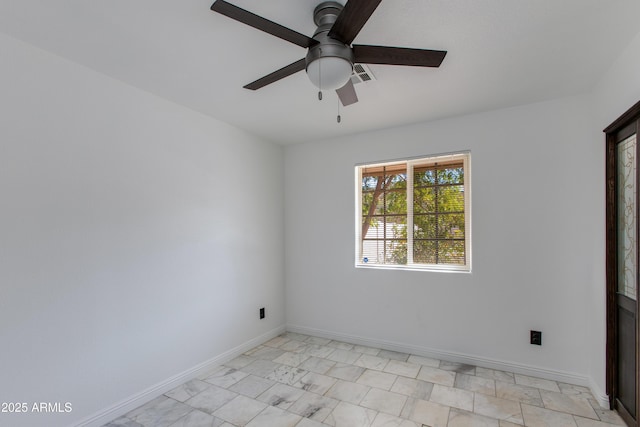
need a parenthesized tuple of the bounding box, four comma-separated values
(355, 263, 471, 273)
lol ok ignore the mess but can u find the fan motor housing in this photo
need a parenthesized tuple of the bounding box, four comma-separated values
(306, 1, 354, 73)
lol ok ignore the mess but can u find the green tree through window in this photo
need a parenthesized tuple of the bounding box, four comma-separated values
(357, 153, 470, 271)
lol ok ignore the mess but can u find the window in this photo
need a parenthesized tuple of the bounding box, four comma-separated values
(355, 152, 471, 271)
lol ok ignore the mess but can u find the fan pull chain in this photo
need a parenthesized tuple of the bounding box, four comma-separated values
(318, 48, 323, 101)
(337, 98, 341, 123)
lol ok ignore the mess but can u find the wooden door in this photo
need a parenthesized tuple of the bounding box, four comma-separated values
(606, 101, 640, 427)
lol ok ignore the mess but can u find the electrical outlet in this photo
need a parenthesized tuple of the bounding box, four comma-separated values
(530, 330, 542, 346)
(259, 307, 265, 319)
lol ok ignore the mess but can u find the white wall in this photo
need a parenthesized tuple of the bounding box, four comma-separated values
(0, 33, 284, 427)
(285, 95, 598, 388)
(587, 30, 640, 402)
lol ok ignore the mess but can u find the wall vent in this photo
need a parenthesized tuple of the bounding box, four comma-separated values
(351, 63, 376, 84)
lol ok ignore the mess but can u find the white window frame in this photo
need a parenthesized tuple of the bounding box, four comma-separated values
(355, 151, 471, 272)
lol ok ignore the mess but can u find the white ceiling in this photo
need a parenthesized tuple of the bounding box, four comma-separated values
(1, 0, 639, 144)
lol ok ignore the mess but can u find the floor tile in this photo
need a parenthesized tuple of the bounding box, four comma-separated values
(241, 359, 282, 377)
(326, 362, 366, 381)
(306, 336, 332, 345)
(167, 409, 225, 427)
(325, 379, 371, 404)
(250, 346, 287, 361)
(164, 379, 211, 402)
(204, 367, 249, 388)
(514, 374, 560, 392)
(327, 349, 362, 364)
(264, 336, 290, 348)
(272, 351, 311, 367)
(222, 355, 254, 370)
(495, 381, 543, 406)
(416, 366, 456, 387)
(355, 354, 390, 371)
(213, 395, 267, 426)
(184, 385, 238, 415)
(296, 417, 331, 427)
(390, 376, 434, 400)
(407, 354, 441, 368)
(324, 401, 378, 427)
(360, 388, 408, 417)
(455, 372, 496, 396)
(228, 374, 274, 398)
(521, 403, 577, 427)
(371, 412, 420, 427)
(357, 369, 398, 390)
(439, 361, 476, 375)
(476, 367, 515, 384)
(299, 356, 336, 374)
(256, 382, 306, 409)
(401, 397, 451, 427)
(328, 340, 355, 350)
(574, 416, 628, 427)
(295, 372, 338, 395)
(103, 332, 630, 427)
(353, 345, 382, 356)
(539, 390, 598, 419)
(383, 360, 420, 378)
(473, 393, 523, 425)
(266, 365, 308, 385)
(287, 391, 339, 421)
(448, 408, 499, 427)
(245, 405, 302, 427)
(280, 340, 309, 353)
(304, 344, 337, 358)
(104, 416, 144, 427)
(126, 396, 193, 427)
(378, 350, 410, 362)
(429, 384, 474, 412)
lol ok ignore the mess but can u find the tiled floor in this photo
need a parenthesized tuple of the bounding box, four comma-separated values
(104, 332, 626, 427)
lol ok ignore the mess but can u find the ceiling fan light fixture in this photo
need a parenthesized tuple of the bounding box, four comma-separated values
(306, 56, 353, 90)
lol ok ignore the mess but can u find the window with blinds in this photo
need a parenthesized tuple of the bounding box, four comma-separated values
(356, 152, 471, 271)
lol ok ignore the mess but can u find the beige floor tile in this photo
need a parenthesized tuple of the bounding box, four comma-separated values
(360, 388, 408, 417)
(476, 367, 515, 384)
(213, 395, 267, 426)
(324, 401, 378, 427)
(455, 373, 496, 396)
(401, 397, 451, 427)
(473, 393, 523, 425)
(416, 366, 456, 387)
(521, 403, 577, 427)
(295, 371, 338, 395)
(539, 390, 598, 419)
(514, 374, 560, 392)
(390, 376, 434, 400)
(287, 391, 338, 422)
(407, 354, 441, 368)
(495, 381, 543, 406)
(371, 412, 420, 427)
(430, 384, 474, 412)
(384, 360, 421, 378)
(356, 354, 391, 371)
(357, 369, 399, 390)
(256, 383, 306, 409)
(325, 379, 371, 404)
(244, 405, 301, 427)
(448, 408, 499, 427)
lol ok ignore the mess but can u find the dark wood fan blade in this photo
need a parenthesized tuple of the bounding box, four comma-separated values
(243, 58, 307, 90)
(336, 79, 358, 106)
(328, 0, 382, 45)
(353, 45, 447, 67)
(211, 0, 318, 48)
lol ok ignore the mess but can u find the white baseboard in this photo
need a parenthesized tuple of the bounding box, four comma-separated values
(287, 324, 607, 404)
(72, 325, 286, 427)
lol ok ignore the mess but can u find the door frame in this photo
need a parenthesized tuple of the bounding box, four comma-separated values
(605, 99, 640, 427)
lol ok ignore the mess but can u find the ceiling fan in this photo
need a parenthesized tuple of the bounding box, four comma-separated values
(210, 0, 447, 107)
